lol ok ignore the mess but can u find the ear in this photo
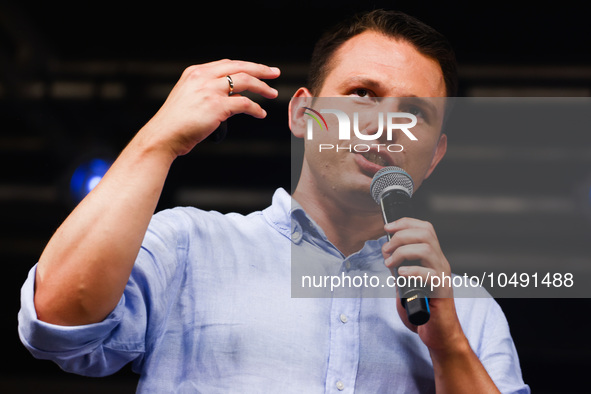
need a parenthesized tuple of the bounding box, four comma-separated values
(424, 133, 447, 180)
(289, 87, 313, 138)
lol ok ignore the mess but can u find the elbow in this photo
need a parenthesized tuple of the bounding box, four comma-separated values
(34, 275, 103, 326)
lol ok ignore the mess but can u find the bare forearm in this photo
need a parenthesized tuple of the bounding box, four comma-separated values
(34, 129, 175, 326)
(33, 60, 279, 327)
(431, 337, 500, 394)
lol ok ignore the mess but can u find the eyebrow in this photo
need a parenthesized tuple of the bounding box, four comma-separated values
(339, 76, 385, 92)
(340, 76, 441, 119)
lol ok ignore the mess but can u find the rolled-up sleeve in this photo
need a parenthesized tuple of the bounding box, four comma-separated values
(18, 265, 146, 377)
(17, 207, 192, 377)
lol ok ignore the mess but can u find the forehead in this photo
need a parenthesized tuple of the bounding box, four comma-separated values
(325, 31, 446, 97)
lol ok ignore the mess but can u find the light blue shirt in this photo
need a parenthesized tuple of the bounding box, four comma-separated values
(19, 188, 529, 393)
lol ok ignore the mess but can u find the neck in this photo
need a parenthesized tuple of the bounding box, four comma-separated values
(292, 183, 385, 257)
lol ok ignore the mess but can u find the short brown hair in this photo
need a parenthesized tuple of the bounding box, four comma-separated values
(307, 9, 458, 97)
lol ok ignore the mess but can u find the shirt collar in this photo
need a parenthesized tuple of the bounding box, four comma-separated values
(262, 188, 292, 240)
(263, 188, 387, 259)
(262, 188, 327, 245)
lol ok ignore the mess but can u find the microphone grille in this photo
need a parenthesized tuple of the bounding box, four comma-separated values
(370, 166, 414, 203)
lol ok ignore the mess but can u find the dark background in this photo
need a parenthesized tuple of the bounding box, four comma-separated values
(2, 1, 591, 392)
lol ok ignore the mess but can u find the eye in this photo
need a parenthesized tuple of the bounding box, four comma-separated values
(403, 105, 425, 120)
(348, 88, 374, 98)
(354, 88, 369, 97)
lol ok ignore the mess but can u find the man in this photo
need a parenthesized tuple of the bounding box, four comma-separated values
(19, 10, 529, 393)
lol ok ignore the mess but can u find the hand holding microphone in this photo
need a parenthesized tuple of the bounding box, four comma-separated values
(371, 167, 454, 328)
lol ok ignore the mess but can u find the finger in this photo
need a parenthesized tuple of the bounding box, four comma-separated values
(208, 59, 281, 80)
(179, 60, 280, 88)
(384, 243, 432, 269)
(224, 94, 267, 119)
(397, 264, 437, 280)
(385, 217, 436, 234)
(223, 73, 279, 99)
(397, 266, 453, 298)
(382, 227, 434, 256)
(396, 265, 441, 296)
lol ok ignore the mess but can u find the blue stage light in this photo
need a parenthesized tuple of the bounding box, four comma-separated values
(70, 158, 112, 202)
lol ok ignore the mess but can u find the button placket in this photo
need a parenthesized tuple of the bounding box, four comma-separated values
(324, 294, 360, 393)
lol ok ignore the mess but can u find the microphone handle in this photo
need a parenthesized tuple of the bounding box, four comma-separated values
(380, 189, 430, 326)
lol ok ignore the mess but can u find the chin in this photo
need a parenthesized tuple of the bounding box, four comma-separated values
(333, 180, 378, 208)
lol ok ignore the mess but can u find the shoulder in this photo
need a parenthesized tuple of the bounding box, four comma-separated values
(454, 294, 506, 327)
(151, 205, 266, 238)
(148, 188, 292, 241)
(454, 294, 515, 359)
(454, 295, 530, 392)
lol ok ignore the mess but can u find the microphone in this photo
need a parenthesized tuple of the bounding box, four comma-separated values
(370, 166, 430, 326)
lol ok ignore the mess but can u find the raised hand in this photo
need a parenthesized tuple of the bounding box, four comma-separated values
(144, 59, 280, 157)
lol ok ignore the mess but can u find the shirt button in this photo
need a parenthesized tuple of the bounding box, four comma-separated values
(336, 381, 345, 391)
(339, 313, 348, 323)
(292, 231, 302, 243)
(345, 261, 351, 270)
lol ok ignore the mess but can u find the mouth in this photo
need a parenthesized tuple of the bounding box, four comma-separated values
(354, 149, 396, 177)
(360, 151, 389, 167)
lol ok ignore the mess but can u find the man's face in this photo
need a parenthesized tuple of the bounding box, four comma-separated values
(293, 30, 448, 208)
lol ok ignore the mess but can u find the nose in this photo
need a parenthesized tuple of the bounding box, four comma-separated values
(353, 111, 388, 142)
